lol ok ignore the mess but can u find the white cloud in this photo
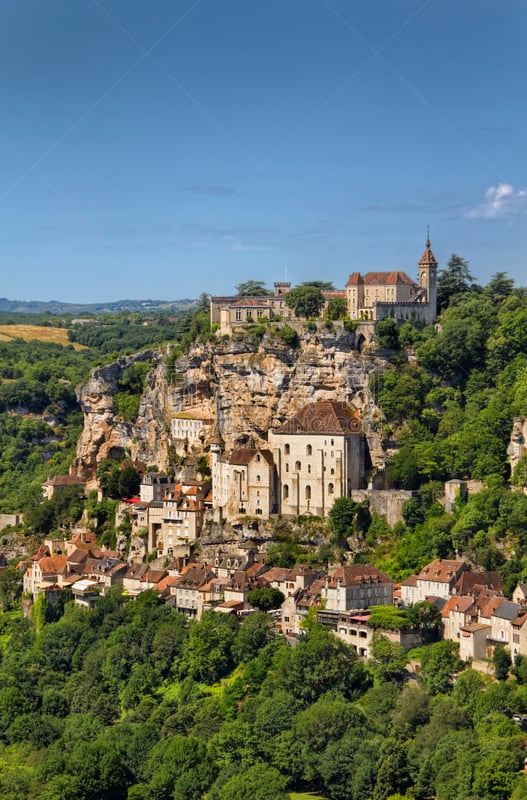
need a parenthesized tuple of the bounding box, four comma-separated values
(466, 183, 527, 219)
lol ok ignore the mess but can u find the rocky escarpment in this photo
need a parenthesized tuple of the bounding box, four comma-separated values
(74, 324, 390, 483)
(71, 350, 159, 487)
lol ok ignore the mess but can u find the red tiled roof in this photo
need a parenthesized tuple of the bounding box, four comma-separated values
(346, 271, 417, 288)
(417, 559, 466, 583)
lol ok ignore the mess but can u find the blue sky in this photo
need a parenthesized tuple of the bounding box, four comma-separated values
(1, 0, 526, 303)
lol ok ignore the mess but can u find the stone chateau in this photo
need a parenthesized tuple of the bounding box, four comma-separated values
(210, 236, 438, 334)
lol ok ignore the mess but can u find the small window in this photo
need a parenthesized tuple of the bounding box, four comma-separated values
(284, 444, 290, 455)
(331, 439, 334, 446)
(328, 482, 334, 495)
(305, 485, 311, 500)
(256, 454, 261, 462)
(308, 464, 311, 474)
(285, 463, 289, 472)
(295, 461, 301, 471)
(283, 485, 289, 500)
(256, 474, 261, 482)
(330, 468, 335, 476)
(306, 444, 312, 456)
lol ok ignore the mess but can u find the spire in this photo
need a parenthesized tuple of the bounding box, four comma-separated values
(418, 229, 438, 267)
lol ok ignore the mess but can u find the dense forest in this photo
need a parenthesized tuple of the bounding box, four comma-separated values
(0, 593, 527, 800)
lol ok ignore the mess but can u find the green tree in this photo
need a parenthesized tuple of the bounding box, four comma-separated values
(215, 761, 288, 800)
(493, 645, 512, 681)
(419, 641, 463, 695)
(247, 587, 285, 612)
(369, 633, 408, 685)
(437, 253, 475, 311)
(376, 317, 399, 349)
(328, 496, 361, 545)
(285, 285, 325, 318)
(326, 297, 348, 320)
(235, 280, 272, 296)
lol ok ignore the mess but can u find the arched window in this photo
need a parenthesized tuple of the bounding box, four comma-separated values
(308, 464, 311, 474)
(305, 485, 311, 500)
(328, 482, 334, 495)
(306, 444, 312, 456)
(256, 474, 261, 482)
(284, 444, 290, 455)
(330, 468, 335, 476)
(256, 454, 261, 462)
(295, 461, 301, 471)
(283, 485, 289, 500)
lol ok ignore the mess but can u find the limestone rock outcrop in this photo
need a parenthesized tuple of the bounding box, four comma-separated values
(73, 325, 389, 484)
(71, 350, 159, 488)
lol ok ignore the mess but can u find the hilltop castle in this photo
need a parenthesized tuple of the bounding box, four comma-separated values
(210, 237, 438, 333)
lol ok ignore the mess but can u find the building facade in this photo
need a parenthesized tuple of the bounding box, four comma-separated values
(269, 400, 366, 516)
(345, 238, 438, 324)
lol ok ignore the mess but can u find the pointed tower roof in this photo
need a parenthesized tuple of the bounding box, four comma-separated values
(210, 425, 224, 447)
(418, 232, 438, 267)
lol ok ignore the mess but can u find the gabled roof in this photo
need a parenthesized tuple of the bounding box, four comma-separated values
(327, 564, 392, 588)
(454, 570, 503, 596)
(441, 595, 474, 617)
(43, 474, 85, 487)
(492, 600, 521, 621)
(36, 555, 68, 573)
(274, 400, 360, 435)
(346, 271, 417, 288)
(417, 559, 466, 583)
(229, 448, 274, 467)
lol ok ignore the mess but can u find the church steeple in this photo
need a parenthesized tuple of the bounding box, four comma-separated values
(417, 229, 437, 323)
(418, 227, 438, 268)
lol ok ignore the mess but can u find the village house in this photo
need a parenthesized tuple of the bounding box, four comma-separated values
(400, 558, 468, 606)
(321, 564, 394, 612)
(316, 609, 422, 659)
(173, 563, 217, 618)
(139, 472, 175, 503)
(170, 413, 213, 457)
(42, 474, 85, 501)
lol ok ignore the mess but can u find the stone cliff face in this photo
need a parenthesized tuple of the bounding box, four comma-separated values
(74, 325, 389, 483)
(72, 350, 159, 488)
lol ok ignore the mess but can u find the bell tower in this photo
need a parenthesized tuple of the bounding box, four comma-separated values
(418, 229, 438, 323)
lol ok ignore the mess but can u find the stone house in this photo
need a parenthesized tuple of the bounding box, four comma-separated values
(170, 414, 213, 457)
(211, 442, 275, 522)
(173, 564, 216, 618)
(316, 609, 421, 659)
(42, 474, 85, 500)
(401, 558, 468, 606)
(321, 565, 394, 612)
(210, 282, 293, 335)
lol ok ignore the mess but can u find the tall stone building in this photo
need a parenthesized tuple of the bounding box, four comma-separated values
(269, 400, 366, 516)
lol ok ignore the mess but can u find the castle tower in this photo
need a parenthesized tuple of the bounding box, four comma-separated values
(418, 232, 438, 323)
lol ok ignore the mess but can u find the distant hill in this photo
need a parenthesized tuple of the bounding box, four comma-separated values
(0, 297, 197, 315)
